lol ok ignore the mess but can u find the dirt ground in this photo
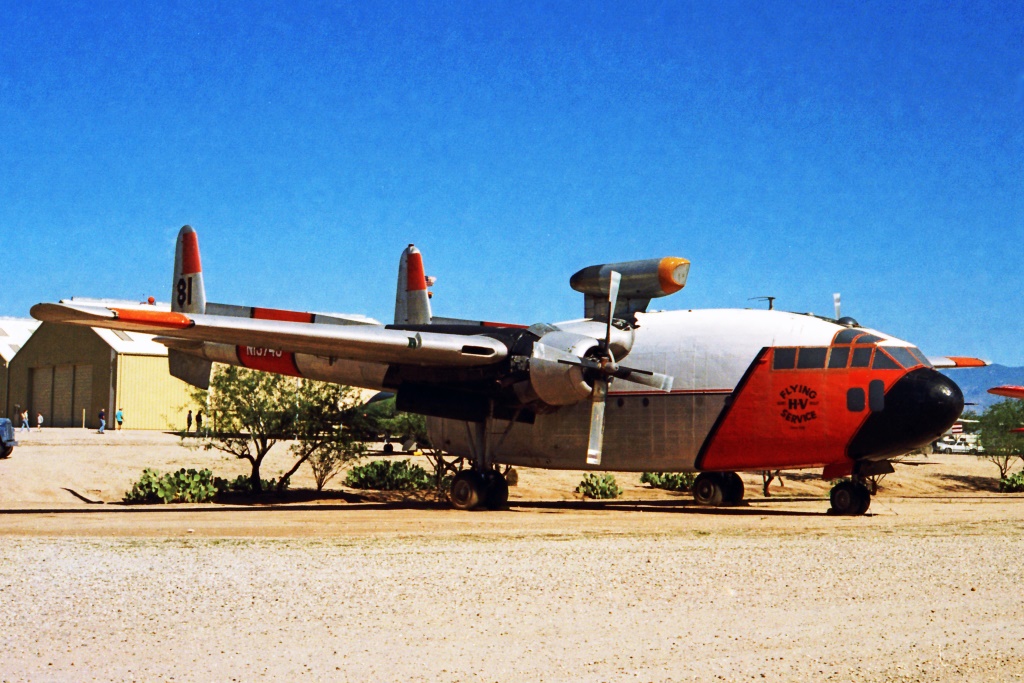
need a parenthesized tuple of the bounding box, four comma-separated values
(1, 429, 1023, 682)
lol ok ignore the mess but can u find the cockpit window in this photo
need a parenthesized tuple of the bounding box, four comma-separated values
(773, 347, 797, 370)
(907, 347, 933, 368)
(851, 347, 872, 368)
(797, 347, 828, 369)
(828, 346, 850, 369)
(833, 329, 860, 344)
(853, 333, 883, 345)
(872, 349, 901, 370)
(886, 347, 921, 369)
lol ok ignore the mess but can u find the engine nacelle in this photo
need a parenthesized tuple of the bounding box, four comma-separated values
(570, 256, 690, 318)
(526, 331, 600, 406)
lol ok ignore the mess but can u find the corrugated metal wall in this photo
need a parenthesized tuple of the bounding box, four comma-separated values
(115, 355, 194, 430)
(73, 365, 92, 428)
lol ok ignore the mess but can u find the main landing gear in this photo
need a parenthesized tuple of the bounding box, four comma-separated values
(449, 469, 510, 511)
(447, 405, 513, 511)
(692, 472, 745, 506)
(828, 479, 871, 516)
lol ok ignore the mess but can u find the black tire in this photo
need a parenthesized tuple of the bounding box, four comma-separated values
(382, 443, 394, 454)
(941, 447, 952, 454)
(693, 473, 724, 506)
(829, 480, 869, 516)
(0, 445, 11, 459)
(853, 481, 871, 515)
(722, 472, 744, 505)
(483, 471, 510, 510)
(449, 470, 485, 511)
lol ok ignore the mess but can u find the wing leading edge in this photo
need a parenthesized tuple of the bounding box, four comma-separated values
(30, 302, 508, 368)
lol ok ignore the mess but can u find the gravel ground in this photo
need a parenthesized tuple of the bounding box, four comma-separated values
(1, 531, 1022, 682)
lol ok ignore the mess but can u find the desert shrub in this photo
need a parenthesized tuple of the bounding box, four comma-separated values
(123, 468, 217, 504)
(344, 459, 432, 491)
(576, 473, 622, 499)
(1000, 472, 1024, 493)
(214, 474, 287, 495)
(640, 471, 695, 491)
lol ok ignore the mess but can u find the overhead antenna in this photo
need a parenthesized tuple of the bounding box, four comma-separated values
(749, 296, 775, 310)
(833, 293, 841, 319)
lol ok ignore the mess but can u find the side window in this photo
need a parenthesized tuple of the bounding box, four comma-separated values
(828, 347, 850, 369)
(869, 380, 885, 411)
(872, 350, 901, 370)
(797, 347, 828, 369)
(773, 348, 797, 370)
(847, 387, 865, 412)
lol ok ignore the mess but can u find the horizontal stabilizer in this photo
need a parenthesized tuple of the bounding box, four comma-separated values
(989, 386, 1024, 400)
(928, 356, 990, 369)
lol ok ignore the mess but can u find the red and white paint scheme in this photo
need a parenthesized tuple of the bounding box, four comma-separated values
(32, 225, 983, 514)
(988, 386, 1024, 433)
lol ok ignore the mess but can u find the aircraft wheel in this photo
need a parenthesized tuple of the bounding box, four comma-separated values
(692, 473, 724, 506)
(0, 445, 11, 459)
(722, 472, 744, 505)
(382, 443, 394, 454)
(449, 471, 485, 511)
(853, 481, 871, 515)
(829, 480, 869, 516)
(483, 471, 509, 510)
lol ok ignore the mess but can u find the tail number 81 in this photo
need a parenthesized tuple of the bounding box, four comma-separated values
(176, 277, 193, 307)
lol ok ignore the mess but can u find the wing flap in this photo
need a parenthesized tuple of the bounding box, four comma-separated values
(31, 302, 507, 368)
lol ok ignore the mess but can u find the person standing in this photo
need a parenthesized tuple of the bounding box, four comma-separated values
(36, 412, 44, 432)
(20, 409, 29, 433)
(186, 410, 193, 434)
(115, 408, 124, 431)
(195, 411, 204, 435)
(98, 408, 106, 434)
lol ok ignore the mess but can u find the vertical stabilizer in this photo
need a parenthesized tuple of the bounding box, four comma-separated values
(394, 244, 432, 325)
(172, 225, 207, 314)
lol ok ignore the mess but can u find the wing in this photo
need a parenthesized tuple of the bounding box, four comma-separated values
(927, 356, 990, 369)
(988, 386, 1024, 400)
(30, 302, 507, 368)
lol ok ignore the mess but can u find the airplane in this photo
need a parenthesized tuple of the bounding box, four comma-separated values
(987, 386, 1024, 433)
(32, 225, 981, 515)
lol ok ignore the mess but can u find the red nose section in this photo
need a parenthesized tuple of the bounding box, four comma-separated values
(181, 229, 202, 275)
(406, 251, 427, 291)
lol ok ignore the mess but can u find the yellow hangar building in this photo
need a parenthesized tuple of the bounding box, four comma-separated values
(7, 307, 196, 430)
(1, 318, 41, 422)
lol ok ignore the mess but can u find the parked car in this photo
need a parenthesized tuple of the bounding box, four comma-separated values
(933, 435, 984, 455)
(0, 418, 16, 458)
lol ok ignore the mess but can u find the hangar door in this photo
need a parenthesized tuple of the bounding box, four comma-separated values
(30, 367, 52, 424)
(28, 364, 94, 427)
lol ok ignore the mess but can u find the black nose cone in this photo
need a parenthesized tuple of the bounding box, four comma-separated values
(848, 368, 964, 461)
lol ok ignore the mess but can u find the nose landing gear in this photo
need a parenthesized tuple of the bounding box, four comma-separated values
(692, 471, 745, 506)
(828, 479, 871, 516)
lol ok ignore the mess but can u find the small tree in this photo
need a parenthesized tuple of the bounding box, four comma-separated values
(192, 365, 364, 493)
(978, 400, 1024, 479)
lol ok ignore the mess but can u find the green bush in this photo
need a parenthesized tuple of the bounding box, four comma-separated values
(576, 473, 622, 499)
(123, 468, 217, 504)
(640, 471, 696, 492)
(1000, 472, 1024, 492)
(213, 474, 288, 495)
(344, 459, 433, 491)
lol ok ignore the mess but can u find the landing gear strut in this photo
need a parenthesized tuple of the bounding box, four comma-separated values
(829, 479, 871, 516)
(692, 472, 745, 506)
(447, 405, 512, 511)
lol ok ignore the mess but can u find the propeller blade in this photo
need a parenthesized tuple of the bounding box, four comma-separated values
(605, 270, 621, 351)
(620, 369, 674, 392)
(586, 378, 608, 465)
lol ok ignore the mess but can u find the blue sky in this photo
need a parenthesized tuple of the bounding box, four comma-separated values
(2, 1, 1022, 363)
